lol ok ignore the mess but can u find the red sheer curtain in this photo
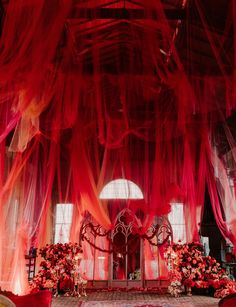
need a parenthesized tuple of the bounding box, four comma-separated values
(0, 0, 235, 292)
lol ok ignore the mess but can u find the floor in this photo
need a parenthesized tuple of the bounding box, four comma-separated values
(52, 291, 220, 307)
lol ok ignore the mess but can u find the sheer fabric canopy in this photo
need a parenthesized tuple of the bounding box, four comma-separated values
(0, 0, 235, 293)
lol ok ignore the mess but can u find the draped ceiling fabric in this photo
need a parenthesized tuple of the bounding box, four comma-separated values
(0, 0, 235, 293)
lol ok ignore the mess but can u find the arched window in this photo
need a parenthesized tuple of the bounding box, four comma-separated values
(99, 179, 144, 199)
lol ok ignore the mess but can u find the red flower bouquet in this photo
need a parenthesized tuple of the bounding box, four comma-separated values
(30, 242, 83, 294)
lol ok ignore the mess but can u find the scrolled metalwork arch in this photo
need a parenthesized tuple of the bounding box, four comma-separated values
(143, 215, 173, 246)
(79, 210, 173, 253)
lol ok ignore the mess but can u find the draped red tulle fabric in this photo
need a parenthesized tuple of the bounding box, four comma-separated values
(0, 0, 235, 293)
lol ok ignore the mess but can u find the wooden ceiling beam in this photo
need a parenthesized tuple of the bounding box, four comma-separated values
(69, 8, 186, 20)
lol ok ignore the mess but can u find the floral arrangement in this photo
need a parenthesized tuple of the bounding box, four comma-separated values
(171, 242, 228, 287)
(214, 280, 236, 298)
(167, 270, 183, 297)
(167, 242, 236, 298)
(168, 280, 183, 297)
(30, 242, 83, 293)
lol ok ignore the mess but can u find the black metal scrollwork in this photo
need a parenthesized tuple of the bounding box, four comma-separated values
(79, 210, 173, 253)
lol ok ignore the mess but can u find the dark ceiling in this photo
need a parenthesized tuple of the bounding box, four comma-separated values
(60, 0, 233, 76)
(0, 0, 235, 154)
(0, 0, 233, 74)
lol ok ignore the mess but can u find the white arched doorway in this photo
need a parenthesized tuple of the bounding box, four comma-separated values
(99, 179, 144, 287)
(111, 208, 142, 288)
(79, 179, 172, 288)
(79, 209, 172, 288)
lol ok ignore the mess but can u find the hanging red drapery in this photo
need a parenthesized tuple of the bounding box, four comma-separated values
(0, 0, 235, 293)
